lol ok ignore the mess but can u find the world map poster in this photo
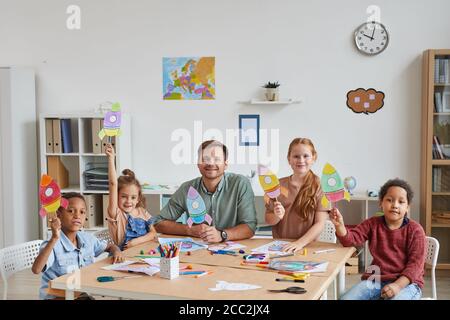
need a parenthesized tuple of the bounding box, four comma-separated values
(163, 57, 215, 100)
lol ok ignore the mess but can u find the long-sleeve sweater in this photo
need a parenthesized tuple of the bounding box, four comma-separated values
(337, 216, 426, 288)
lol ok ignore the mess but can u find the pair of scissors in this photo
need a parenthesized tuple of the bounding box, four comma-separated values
(268, 286, 307, 294)
(96, 275, 142, 282)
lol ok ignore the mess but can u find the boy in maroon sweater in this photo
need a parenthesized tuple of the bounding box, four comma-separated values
(330, 178, 426, 300)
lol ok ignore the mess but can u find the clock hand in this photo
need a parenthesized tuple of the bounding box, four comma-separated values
(362, 33, 374, 40)
(370, 26, 376, 41)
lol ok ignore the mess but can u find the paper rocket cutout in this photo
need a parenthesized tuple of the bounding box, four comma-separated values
(186, 186, 212, 227)
(98, 102, 122, 140)
(258, 164, 281, 199)
(320, 163, 350, 208)
(208, 281, 261, 291)
(39, 174, 68, 218)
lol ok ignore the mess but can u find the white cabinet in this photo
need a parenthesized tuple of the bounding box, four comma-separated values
(0, 67, 38, 247)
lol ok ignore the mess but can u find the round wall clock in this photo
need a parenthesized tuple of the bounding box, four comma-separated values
(354, 21, 389, 55)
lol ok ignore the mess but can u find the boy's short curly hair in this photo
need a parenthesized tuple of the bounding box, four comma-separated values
(57, 192, 86, 213)
(379, 178, 414, 204)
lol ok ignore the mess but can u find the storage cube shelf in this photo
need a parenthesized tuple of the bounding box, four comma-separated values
(38, 113, 131, 239)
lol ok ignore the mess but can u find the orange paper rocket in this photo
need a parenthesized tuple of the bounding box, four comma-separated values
(39, 175, 68, 218)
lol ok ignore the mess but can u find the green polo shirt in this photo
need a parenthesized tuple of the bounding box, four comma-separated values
(154, 172, 257, 232)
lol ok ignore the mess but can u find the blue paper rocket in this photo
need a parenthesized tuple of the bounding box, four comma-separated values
(186, 186, 212, 227)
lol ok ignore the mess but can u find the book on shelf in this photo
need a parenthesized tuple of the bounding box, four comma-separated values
(60, 119, 74, 153)
(433, 135, 445, 159)
(434, 58, 440, 84)
(434, 92, 443, 112)
(435, 58, 450, 84)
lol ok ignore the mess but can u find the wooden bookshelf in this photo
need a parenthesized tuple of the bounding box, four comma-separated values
(421, 49, 450, 269)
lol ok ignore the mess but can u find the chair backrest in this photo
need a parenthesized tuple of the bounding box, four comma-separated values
(93, 229, 113, 245)
(318, 220, 337, 244)
(0, 239, 43, 299)
(423, 236, 439, 300)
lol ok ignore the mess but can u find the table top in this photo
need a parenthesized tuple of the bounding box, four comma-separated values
(50, 237, 355, 300)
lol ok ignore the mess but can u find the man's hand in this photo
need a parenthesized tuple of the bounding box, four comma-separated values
(200, 226, 222, 243)
(187, 224, 209, 238)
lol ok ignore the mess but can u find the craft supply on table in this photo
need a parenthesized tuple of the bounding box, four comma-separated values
(275, 278, 305, 283)
(159, 242, 181, 280)
(96, 275, 142, 282)
(313, 249, 336, 254)
(267, 286, 307, 294)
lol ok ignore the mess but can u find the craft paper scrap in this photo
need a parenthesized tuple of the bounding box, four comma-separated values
(159, 237, 208, 252)
(268, 260, 328, 273)
(101, 260, 138, 270)
(208, 241, 246, 252)
(209, 281, 261, 291)
(114, 265, 160, 276)
(251, 240, 291, 255)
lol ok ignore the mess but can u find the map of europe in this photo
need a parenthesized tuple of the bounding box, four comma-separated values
(163, 57, 215, 100)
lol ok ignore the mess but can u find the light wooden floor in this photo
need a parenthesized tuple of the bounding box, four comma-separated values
(1, 270, 449, 300)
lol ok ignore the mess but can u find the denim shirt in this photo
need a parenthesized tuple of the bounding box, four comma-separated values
(39, 231, 107, 299)
(120, 215, 155, 250)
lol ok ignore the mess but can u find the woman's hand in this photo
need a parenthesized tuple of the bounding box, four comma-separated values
(273, 201, 285, 220)
(282, 241, 304, 253)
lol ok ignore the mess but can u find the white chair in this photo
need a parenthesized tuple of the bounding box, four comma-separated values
(0, 240, 43, 300)
(318, 220, 337, 243)
(92, 229, 113, 245)
(318, 220, 337, 300)
(92, 229, 113, 262)
(422, 236, 439, 300)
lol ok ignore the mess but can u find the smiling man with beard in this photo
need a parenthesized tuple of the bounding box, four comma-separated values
(154, 140, 257, 243)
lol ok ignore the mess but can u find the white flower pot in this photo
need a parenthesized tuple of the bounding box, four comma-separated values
(265, 88, 279, 101)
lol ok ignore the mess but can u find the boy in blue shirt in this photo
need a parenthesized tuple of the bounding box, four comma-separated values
(32, 192, 124, 299)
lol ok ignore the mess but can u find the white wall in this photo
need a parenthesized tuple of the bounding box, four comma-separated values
(0, 67, 38, 246)
(2, 0, 450, 221)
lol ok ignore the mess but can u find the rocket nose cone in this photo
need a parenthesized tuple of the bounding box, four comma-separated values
(40, 174, 52, 186)
(322, 163, 336, 175)
(187, 186, 199, 199)
(257, 164, 268, 176)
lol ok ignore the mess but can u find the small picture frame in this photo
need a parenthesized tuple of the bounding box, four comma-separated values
(239, 114, 260, 146)
(443, 91, 450, 112)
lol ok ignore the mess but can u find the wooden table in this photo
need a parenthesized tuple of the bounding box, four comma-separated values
(50, 238, 355, 300)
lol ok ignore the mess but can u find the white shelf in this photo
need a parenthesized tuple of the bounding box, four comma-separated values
(45, 153, 79, 156)
(240, 98, 302, 105)
(82, 189, 109, 194)
(61, 185, 81, 193)
(82, 153, 107, 157)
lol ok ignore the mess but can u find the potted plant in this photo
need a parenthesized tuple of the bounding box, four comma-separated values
(262, 81, 280, 101)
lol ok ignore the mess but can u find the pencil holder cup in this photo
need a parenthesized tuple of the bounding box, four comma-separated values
(160, 256, 179, 280)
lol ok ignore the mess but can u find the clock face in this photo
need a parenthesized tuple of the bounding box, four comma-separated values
(354, 21, 389, 55)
